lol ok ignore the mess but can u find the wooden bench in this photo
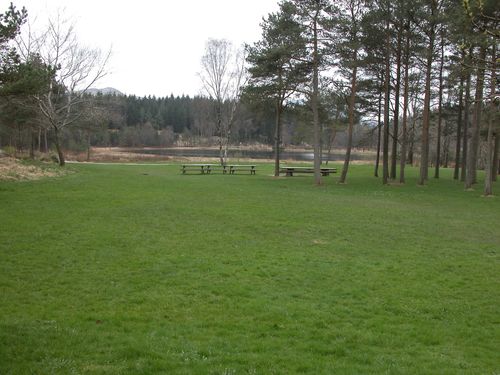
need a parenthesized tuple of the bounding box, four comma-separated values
(181, 164, 215, 174)
(280, 166, 337, 177)
(227, 165, 256, 175)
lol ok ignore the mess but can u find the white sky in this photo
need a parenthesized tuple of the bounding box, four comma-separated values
(11, 0, 279, 97)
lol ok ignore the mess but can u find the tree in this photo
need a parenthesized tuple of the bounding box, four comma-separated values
(199, 38, 246, 165)
(336, 0, 366, 183)
(17, 13, 110, 166)
(418, 0, 441, 185)
(0, 3, 26, 91)
(359, 4, 386, 178)
(399, 1, 418, 184)
(462, 0, 499, 191)
(464, 45, 486, 189)
(452, 49, 466, 180)
(460, 47, 473, 182)
(434, 29, 446, 178)
(0, 61, 51, 157)
(493, 129, 500, 182)
(361, 0, 395, 185)
(1, 4, 53, 154)
(390, 19, 403, 181)
(381, 0, 392, 185)
(483, 42, 497, 196)
(246, 0, 307, 176)
(289, 0, 333, 185)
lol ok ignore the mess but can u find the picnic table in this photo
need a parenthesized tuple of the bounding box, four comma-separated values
(227, 165, 256, 175)
(181, 164, 216, 174)
(181, 164, 256, 175)
(280, 166, 337, 177)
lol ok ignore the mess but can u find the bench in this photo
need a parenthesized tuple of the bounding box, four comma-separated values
(280, 166, 337, 177)
(181, 164, 216, 174)
(227, 165, 256, 175)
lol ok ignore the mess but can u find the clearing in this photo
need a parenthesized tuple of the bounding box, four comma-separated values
(0, 163, 498, 374)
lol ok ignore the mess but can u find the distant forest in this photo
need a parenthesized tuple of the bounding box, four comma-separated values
(0, 91, 371, 151)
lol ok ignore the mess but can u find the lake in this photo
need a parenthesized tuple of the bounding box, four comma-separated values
(129, 147, 374, 162)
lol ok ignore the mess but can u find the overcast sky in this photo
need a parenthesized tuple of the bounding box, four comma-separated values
(13, 0, 279, 97)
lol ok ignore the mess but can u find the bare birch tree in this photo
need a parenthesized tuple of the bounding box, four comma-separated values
(199, 38, 246, 165)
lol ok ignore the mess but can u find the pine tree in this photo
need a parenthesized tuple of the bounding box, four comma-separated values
(289, 0, 333, 185)
(246, 1, 308, 176)
(335, 0, 367, 183)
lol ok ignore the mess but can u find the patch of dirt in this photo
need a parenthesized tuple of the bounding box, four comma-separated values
(0, 157, 64, 181)
(67, 148, 173, 163)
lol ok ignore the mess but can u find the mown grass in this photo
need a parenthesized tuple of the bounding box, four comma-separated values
(0, 163, 499, 374)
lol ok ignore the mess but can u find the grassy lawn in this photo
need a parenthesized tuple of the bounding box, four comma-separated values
(0, 163, 499, 374)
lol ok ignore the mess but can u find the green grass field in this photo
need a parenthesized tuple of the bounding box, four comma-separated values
(0, 163, 499, 374)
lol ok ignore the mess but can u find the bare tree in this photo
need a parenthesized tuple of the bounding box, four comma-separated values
(199, 39, 246, 165)
(18, 13, 110, 166)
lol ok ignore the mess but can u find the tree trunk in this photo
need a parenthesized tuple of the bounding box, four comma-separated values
(374, 86, 383, 177)
(407, 135, 414, 165)
(319, 121, 324, 166)
(460, 58, 472, 182)
(434, 33, 445, 178)
(340, 55, 358, 184)
(274, 99, 283, 177)
(325, 127, 337, 166)
(29, 130, 35, 159)
(38, 128, 42, 153)
(224, 126, 232, 166)
(484, 43, 496, 196)
(382, 10, 391, 185)
(418, 19, 435, 185)
(408, 103, 417, 166)
(16, 125, 21, 153)
(219, 136, 224, 165)
(87, 131, 91, 162)
(453, 71, 465, 180)
(312, 13, 321, 185)
(484, 120, 494, 196)
(399, 22, 410, 184)
(492, 132, 499, 181)
(44, 128, 48, 154)
(53, 126, 65, 166)
(216, 101, 224, 166)
(465, 45, 486, 189)
(391, 24, 403, 180)
(443, 122, 451, 168)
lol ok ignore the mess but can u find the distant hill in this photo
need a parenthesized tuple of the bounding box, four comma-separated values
(86, 87, 124, 96)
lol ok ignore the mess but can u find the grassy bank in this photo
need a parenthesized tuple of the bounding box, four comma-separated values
(0, 163, 498, 374)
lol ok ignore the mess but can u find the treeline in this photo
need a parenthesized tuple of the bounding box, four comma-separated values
(1, 89, 371, 153)
(83, 93, 279, 147)
(0, 92, 304, 150)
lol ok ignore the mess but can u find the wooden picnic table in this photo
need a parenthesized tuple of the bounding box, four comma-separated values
(227, 165, 256, 175)
(181, 164, 216, 174)
(181, 164, 256, 175)
(280, 166, 337, 177)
